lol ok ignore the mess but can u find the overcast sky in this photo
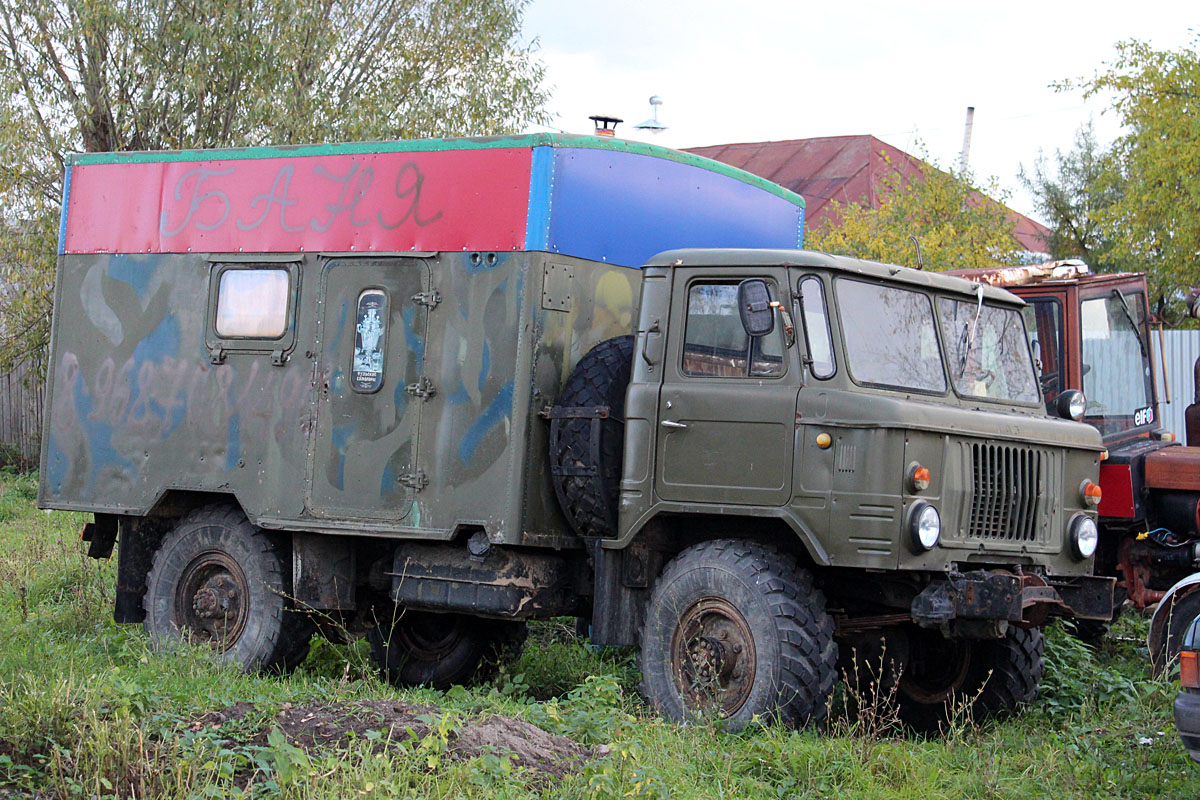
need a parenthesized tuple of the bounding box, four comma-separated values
(521, 1, 1196, 223)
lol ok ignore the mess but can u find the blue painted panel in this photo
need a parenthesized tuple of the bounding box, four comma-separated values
(524, 145, 555, 251)
(58, 165, 72, 255)
(545, 149, 804, 268)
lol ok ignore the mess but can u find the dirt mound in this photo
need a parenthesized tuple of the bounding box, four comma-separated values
(191, 701, 256, 729)
(190, 699, 596, 779)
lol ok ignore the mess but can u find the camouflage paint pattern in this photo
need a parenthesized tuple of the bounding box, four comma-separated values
(40, 248, 638, 548)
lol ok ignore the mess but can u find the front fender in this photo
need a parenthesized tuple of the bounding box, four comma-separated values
(1148, 572, 1200, 662)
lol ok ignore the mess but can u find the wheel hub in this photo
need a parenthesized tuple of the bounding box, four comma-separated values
(671, 598, 756, 717)
(175, 551, 250, 652)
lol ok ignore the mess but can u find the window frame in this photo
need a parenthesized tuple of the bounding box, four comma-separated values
(206, 258, 300, 361)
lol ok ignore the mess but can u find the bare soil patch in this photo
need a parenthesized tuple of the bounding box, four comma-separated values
(189, 699, 597, 779)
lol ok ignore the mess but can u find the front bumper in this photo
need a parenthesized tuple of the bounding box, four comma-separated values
(1174, 688, 1200, 763)
(911, 570, 1116, 631)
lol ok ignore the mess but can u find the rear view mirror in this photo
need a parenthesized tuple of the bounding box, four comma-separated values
(738, 279, 775, 337)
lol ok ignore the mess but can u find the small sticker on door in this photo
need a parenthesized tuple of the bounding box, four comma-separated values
(1134, 405, 1154, 426)
(352, 289, 387, 393)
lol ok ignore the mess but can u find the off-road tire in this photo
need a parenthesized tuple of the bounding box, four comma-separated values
(897, 625, 1044, 733)
(368, 610, 527, 689)
(639, 539, 838, 730)
(143, 504, 314, 673)
(550, 335, 634, 539)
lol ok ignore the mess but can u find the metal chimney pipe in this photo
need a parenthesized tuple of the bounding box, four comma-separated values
(959, 106, 975, 174)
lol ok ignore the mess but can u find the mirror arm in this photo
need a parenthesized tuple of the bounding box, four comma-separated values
(770, 301, 796, 347)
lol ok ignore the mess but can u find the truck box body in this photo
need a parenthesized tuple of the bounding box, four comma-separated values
(40, 134, 806, 547)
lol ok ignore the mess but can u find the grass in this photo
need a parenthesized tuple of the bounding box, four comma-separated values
(0, 466, 1195, 798)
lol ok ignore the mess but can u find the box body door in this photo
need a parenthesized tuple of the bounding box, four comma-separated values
(308, 257, 430, 522)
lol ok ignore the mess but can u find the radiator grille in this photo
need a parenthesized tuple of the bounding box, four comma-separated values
(967, 443, 1046, 541)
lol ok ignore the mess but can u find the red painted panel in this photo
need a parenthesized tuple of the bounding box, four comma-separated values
(64, 149, 532, 254)
(1098, 463, 1135, 518)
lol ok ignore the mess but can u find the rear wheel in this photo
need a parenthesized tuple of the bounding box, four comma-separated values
(639, 539, 837, 730)
(368, 610, 526, 689)
(143, 505, 313, 672)
(897, 626, 1044, 732)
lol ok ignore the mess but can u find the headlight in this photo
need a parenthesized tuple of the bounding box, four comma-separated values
(909, 502, 941, 552)
(1070, 514, 1099, 559)
(1055, 390, 1086, 422)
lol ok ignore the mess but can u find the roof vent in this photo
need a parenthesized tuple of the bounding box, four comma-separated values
(633, 96, 667, 134)
(589, 115, 623, 137)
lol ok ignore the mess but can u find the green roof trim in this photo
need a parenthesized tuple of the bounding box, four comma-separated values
(66, 133, 804, 208)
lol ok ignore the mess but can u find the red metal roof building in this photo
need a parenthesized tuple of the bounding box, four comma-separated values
(686, 134, 1051, 254)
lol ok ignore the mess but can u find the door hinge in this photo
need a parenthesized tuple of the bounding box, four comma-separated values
(271, 348, 287, 366)
(411, 290, 441, 309)
(208, 345, 226, 364)
(405, 377, 436, 400)
(398, 471, 428, 491)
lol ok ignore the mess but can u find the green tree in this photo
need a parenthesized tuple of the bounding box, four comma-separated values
(1019, 122, 1128, 273)
(1073, 37, 1200, 310)
(0, 0, 548, 375)
(806, 154, 1023, 271)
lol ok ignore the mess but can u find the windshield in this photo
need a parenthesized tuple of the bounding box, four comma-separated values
(1080, 290, 1155, 437)
(937, 297, 1040, 404)
(837, 279, 946, 393)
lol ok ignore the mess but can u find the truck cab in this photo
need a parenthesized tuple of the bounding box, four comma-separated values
(553, 249, 1112, 729)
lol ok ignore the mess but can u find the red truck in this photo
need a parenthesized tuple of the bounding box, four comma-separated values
(952, 261, 1200, 666)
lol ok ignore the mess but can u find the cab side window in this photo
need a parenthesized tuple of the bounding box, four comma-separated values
(682, 281, 785, 378)
(1022, 298, 1064, 406)
(798, 275, 835, 379)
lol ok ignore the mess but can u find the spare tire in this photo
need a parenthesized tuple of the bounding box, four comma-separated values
(550, 335, 634, 538)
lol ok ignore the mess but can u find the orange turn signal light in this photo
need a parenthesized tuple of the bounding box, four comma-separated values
(1182, 650, 1200, 689)
(908, 464, 932, 493)
(1081, 481, 1102, 508)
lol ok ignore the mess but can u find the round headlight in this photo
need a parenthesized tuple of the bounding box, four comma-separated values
(1056, 390, 1087, 422)
(909, 502, 941, 552)
(1070, 514, 1099, 559)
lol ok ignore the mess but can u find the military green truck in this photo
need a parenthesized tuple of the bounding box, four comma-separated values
(42, 133, 1111, 730)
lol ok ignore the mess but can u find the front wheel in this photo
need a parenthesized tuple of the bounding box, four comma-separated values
(639, 539, 838, 730)
(143, 505, 314, 672)
(897, 625, 1044, 732)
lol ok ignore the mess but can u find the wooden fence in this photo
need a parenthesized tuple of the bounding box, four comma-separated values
(0, 359, 43, 468)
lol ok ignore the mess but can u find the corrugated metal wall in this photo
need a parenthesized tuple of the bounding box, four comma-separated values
(1153, 329, 1200, 439)
(0, 359, 43, 468)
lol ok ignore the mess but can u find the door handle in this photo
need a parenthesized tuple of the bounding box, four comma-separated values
(660, 419, 688, 429)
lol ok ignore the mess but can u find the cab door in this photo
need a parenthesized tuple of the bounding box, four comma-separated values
(654, 272, 798, 507)
(307, 257, 431, 522)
